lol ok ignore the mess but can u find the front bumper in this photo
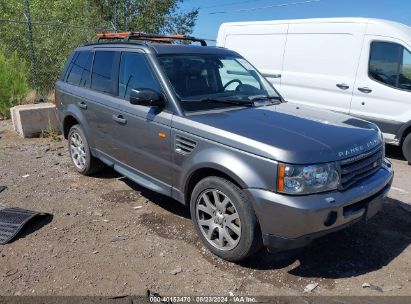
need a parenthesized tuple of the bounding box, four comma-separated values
(244, 160, 394, 252)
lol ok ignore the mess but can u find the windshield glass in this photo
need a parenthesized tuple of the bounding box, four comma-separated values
(157, 54, 281, 112)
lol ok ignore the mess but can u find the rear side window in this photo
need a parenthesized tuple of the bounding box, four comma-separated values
(118, 52, 161, 100)
(65, 51, 93, 87)
(369, 41, 411, 91)
(91, 51, 118, 94)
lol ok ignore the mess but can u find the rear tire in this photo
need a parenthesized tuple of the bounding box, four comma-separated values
(402, 133, 411, 165)
(190, 176, 262, 262)
(68, 124, 104, 175)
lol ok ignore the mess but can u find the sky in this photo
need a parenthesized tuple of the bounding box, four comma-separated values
(179, 0, 411, 43)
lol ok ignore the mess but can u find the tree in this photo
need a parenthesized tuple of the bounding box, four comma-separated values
(0, 0, 198, 97)
(90, 0, 198, 34)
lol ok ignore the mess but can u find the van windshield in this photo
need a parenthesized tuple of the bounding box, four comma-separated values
(157, 54, 281, 112)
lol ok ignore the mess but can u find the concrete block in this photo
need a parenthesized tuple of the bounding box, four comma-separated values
(10, 103, 59, 138)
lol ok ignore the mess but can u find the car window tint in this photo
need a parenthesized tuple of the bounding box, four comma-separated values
(119, 52, 160, 100)
(66, 51, 93, 87)
(369, 42, 402, 87)
(91, 51, 117, 94)
(399, 48, 411, 91)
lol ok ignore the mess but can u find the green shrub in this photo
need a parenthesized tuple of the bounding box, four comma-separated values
(0, 51, 30, 118)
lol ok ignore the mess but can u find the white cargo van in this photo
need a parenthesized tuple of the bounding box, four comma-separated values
(217, 18, 411, 163)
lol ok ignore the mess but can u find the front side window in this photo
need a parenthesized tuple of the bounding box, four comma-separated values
(369, 41, 411, 91)
(91, 51, 117, 94)
(157, 54, 280, 112)
(119, 52, 161, 100)
(66, 51, 92, 87)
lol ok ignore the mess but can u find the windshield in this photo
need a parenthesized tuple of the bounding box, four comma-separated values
(157, 54, 281, 112)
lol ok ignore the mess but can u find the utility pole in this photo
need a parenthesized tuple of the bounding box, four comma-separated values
(24, 0, 38, 92)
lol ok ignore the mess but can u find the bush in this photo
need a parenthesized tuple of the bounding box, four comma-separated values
(0, 51, 30, 118)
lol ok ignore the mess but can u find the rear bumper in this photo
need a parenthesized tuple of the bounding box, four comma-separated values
(245, 160, 393, 252)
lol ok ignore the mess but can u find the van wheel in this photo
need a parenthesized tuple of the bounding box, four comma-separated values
(190, 176, 262, 262)
(68, 124, 104, 175)
(402, 133, 411, 165)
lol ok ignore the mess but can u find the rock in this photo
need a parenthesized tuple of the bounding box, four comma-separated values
(92, 211, 103, 217)
(304, 283, 319, 293)
(362, 283, 383, 293)
(92, 251, 99, 254)
(133, 206, 143, 209)
(170, 267, 182, 275)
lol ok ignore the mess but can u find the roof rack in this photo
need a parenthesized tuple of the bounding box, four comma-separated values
(95, 32, 207, 46)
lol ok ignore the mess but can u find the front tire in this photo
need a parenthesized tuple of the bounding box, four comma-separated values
(402, 132, 411, 165)
(190, 176, 262, 262)
(68, 124, 104, 175)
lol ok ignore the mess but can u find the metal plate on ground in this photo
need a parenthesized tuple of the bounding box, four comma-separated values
(0, 208, 41, 245)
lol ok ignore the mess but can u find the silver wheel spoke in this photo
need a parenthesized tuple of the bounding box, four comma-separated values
(207, 225, 217, 239)
(218, 227, 225, 247)
(226, 222, 241, 236)
(226, 213, 239, 223)
(224, 228, 237, 246)
(198, 204, 214, 217)
(198, 218, 213, 227)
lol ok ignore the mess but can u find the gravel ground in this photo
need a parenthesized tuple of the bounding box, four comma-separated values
(0, 119, 410, 296)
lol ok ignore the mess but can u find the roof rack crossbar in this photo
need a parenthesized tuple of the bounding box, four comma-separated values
(96, 32, 207, 46)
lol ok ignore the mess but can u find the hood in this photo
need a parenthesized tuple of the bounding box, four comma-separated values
(178, 103, 382, 164)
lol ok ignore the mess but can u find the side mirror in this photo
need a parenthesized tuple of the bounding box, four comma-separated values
(129, 89, 165, 108)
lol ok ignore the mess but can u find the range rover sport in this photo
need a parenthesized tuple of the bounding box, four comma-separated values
(55, 32, 394, 262)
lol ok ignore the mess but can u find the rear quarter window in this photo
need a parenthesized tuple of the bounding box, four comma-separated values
(65, 51, 93, 87)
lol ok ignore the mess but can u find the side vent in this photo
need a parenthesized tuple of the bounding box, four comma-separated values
(175, 135, 197, 155)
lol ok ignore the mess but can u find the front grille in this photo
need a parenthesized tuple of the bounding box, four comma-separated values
(338, 145, 383, 190)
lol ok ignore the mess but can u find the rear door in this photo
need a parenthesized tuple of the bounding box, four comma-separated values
(222, 24, 288, 89)
(350, 37, 411, 138)
(84, 50, 122, 156)
(281, 22, 366, 113)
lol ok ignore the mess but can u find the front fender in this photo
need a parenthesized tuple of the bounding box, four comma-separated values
(177, 142, 278, 195)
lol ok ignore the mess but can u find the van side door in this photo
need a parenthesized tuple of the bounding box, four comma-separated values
(281, 22, 366, 113)
(350, 37, 411, 143)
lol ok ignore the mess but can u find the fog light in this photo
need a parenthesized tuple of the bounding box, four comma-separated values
(324, 211, 337, 227)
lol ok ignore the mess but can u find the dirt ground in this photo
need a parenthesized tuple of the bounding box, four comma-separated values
(0, 119, 410, 297)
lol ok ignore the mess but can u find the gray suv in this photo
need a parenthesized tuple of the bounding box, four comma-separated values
(56, 33, 394, 262)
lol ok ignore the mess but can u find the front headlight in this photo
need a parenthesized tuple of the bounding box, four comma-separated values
(277, 162, 339, 195)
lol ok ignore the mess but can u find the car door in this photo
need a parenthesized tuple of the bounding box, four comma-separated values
(350, 37, 411, 139)
(280, 22, 365, 113)
(109, 51, 173, 187)
(80, 50, 122, 156)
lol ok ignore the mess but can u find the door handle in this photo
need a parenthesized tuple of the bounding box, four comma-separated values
(358, 87, 372, 94)
(112, 114, 127, 124)
(336, 83, 349, 90)
(78, 101, 87, 110)
(262, 73, 281, 79)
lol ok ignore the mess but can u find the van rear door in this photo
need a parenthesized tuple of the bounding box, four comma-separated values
(218, 23, 287, 89)
(281, 22, 366, 113)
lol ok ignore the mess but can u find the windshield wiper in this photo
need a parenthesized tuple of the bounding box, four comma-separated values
(248, 95, 283, 104)
(181, 98, 254, 107)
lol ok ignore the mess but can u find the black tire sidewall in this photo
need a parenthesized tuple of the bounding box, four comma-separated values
(402, 133, 411, 165)
(190, 176, 260, 262)
(68, 124, 93, 175)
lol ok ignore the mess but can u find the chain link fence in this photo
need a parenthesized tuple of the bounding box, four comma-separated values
(0, 18, 106, 102)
